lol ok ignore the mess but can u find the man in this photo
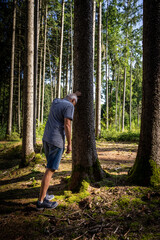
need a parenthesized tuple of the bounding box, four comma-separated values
(36, 92, 80, 210)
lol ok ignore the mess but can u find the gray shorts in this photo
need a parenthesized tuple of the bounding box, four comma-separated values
(43, 141, 64, 170)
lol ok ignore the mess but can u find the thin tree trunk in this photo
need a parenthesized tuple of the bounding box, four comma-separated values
(7, 0, 16, 136)
(115, 69, 119, 129)
(41, 5, 47, 124)
(95, 1, 102, 138)
(106, 13, 109, 130)
(66, 48, 69, 95)
(57, 0, 65, 98)
(119, 78, 122, 132)
(93, 0, 96, 83)
(70, 0, 105, 192)
(37, 48, 42, 126)
(129, 54, 132, 130)
(33, 0, 39, 145)
(122, 67, 126, 131)
(48, 47, 53, 102)
(22, 0, 35, 165)
(70, 1, 74, 92)
(18, 47, 21, 134)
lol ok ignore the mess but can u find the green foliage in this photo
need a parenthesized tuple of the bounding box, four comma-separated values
(6, 132, 21, 141)
(101, 128, 140, 142)
(36, 122, 46, 138)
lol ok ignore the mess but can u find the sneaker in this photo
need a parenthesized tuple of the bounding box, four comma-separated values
(45, 192, 54, 201)
(36, 200, 58, 210)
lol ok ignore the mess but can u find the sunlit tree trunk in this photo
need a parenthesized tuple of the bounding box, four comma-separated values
(7, 0, 16, 136)
(106, 0, 109, 130)
(57, 0, 65, 98)
(128, 0, 160, 186)
(22, 0, 35, 165)
(115, 69, 119, 129)
(129, 53, 132, 130)
(122, 67, 126, 131)
(41, 5, 47, 124)
(37, 48, 42, 126)
(70, 0, 106, 192)
(95, 1, 102, 138)
(48, 47, 53, 102)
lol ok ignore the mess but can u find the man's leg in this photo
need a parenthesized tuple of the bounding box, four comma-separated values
(39, 168, 55, 202)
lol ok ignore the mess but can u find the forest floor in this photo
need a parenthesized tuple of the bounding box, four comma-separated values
(0, 140, 160, 240)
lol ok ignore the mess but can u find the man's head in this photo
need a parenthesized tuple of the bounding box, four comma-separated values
(66, 93, 78, 106)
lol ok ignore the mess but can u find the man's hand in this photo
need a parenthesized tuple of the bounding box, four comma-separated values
(66, 144, 72, 154)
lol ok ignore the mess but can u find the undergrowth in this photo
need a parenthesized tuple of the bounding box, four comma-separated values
(100, 128, 140, 142)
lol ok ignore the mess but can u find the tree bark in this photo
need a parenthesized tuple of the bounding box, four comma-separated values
(37, 47, 42, 127)
(18, 46, 21, 134)
(128, 0, 160, 186)
(95, 1, 102, 138)
(7, 0, 16, 136)
(106, 0, 109, 130)
(129, 53, 132, 131)
(122, 67, 126, 131)
(41, 5, 47, 124)
(70, 0, 106, 192)
(115, 69, 119, 129)
(33, 0, 39, 145)
(70, 1, 74, 92)
(57, 0, 65, 98)
(93, 0, 96, 83)
(48, 47, 53, 103)
(22, 0, 35, 165)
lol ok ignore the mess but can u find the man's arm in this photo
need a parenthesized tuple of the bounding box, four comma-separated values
(64, 118, 72, 154)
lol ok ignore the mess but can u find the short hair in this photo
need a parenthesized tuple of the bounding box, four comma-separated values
(66, 93, 78, 103)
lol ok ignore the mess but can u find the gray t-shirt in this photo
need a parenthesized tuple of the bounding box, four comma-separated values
(43, 98, 74, 148)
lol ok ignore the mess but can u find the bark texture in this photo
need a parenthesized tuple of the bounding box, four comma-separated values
(128, 0, 160, 186)
(22, 0, 34, 165)
(7, 0, 16, 136)
(70, 0, 105, 192)
(57, 0, 65, 98)
(95, 2, 102, 138)
(41, 5, 47, 124)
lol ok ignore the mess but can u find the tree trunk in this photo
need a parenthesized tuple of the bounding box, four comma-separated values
(57, 0, 65, 98)
(7, 0, 16, 136)
(70, 0, 106, 192)
(22, 0, 35, 165)
(66, 47, 69, 95)
(115, 69, 119, 129)
(70, 1, 74, 92)
(48, 47, 53, 103)
(18, 47, 21, 134)
(106, 0, 109, 130)
(33, 0, 39, 145)
(129, 54, 132, 131)
(37, 48, 42, 126)
(93, 0, 96, 83)
(122, 67, 126, 131)
(95, 1, 102, 138)
(41, 5, 47, 124)
(128, 0, 160, 187)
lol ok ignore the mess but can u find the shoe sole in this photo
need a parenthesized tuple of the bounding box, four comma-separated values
(36, 202, 58, 211)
